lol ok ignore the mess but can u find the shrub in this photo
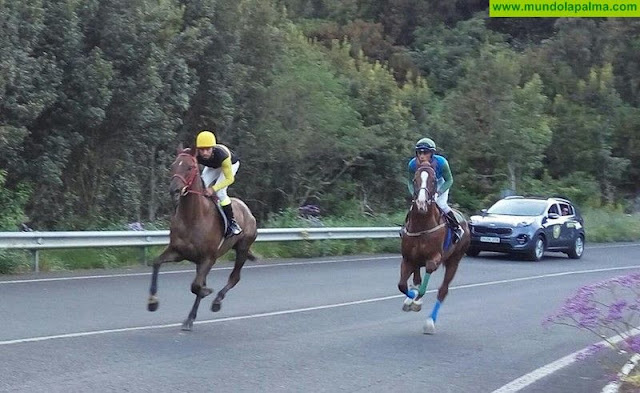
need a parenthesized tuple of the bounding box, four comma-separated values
(544, 273, 640, 389)
(0, 250, 31, 274)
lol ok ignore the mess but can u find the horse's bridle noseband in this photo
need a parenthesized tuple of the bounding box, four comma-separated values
(413, 166, 436, 205)
(172, 153, 203, 196)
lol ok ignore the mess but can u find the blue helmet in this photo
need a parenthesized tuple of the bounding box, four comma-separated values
(415, 137, 436, 153)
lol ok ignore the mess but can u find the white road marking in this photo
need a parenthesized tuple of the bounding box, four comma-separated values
(0, 294, 402, 346)
(2, 263, 640, 347)
(601, 353, 640, 393)
(492, 329, 640, 393)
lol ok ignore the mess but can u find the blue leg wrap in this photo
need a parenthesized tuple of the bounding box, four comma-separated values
(407, 289, 418, 299)
(430, 299, 442, 322)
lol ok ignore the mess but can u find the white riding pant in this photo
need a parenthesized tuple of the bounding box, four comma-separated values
(435, 178, 451, 214)
(201, 161, 240, 205)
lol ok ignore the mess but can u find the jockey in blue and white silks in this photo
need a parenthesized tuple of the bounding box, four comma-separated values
(407, 137, 464, 242)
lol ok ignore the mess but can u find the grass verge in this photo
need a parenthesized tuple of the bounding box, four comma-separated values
(0, 208, 637, 274)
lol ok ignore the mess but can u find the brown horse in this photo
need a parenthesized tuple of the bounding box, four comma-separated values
(147, 147, 258, 331)
(399, 163, 470, 334)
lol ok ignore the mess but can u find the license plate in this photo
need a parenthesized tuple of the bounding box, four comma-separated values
(480, 236, 500, 243)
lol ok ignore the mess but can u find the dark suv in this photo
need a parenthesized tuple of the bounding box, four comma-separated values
(467, 196, 586, 261)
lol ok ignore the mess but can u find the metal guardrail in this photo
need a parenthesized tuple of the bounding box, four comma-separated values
(0, 227, 401, 272)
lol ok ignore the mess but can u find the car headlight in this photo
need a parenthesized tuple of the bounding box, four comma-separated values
(516, 219, 535, 227)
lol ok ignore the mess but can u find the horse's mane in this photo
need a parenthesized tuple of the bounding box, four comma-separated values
(415, 162, 435, 172)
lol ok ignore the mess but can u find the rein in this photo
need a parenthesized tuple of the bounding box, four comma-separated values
(402, 222, 446, 237)
(172, 153, 204, 196)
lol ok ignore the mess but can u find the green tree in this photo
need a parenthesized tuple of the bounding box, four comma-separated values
(0, 170, 31, 230)
(440, 45, 552, 201)
(548, 64, 629, 205)
(251, 31, 364, 215)
(411, 16, 507, 95)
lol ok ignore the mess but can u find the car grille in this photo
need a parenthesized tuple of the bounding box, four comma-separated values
(472, 226, 513, 235)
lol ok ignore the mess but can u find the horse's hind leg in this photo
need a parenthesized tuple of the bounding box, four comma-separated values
(424, 257, 461, 335)
(211, 243, 251, 312)
(182, 262, 214, 331)
(436, 257, 461, 304)
(148, 247, 183, 312)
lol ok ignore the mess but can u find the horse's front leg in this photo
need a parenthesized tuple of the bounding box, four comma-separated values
(414, 251, 441, 298)
(182, 261, 215, 331)
(399, 258, 420, 312)
(411, 266, 421, 290)
(148, 247, 183, 312)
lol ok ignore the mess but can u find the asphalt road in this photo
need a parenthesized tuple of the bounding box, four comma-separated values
(1, 243, 639, 393)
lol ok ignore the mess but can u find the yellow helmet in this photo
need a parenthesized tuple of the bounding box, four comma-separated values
(196, 131, 216, 148)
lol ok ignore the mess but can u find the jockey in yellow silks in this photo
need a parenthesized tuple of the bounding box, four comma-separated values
(195, 130, 242, 237)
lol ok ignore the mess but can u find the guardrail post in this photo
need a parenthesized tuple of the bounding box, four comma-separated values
(141, 246, 147, 266)
(32, 250, 39, 273)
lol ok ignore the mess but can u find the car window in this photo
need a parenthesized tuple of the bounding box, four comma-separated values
(548, 204, 560, 215)
(487, 199, 548, 216)
(559, 203, 572, 216)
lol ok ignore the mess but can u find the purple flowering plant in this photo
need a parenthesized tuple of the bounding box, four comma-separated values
(544, 272, 640, 386)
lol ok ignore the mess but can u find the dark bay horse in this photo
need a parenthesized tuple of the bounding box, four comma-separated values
(147, 147, 258, 331)
(399, 163, 470, 334)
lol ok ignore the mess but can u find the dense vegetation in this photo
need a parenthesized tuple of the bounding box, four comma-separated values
(1, 0, 639, 232)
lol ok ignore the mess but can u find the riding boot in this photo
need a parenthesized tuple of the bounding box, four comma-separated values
(445, 210, 464, 243)
(222, 204, 242, 237)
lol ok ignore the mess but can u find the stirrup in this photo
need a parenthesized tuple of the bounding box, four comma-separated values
(227, 221, 242, 237)
(452, 227, 464, 243)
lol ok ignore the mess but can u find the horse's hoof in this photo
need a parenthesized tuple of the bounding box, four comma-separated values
(423, 318, 436, 335)
(200, 287, 213, 297)
(411, 299, 423, 312)
(181, 320, 193, 331)
(402, 298, 413, 312)
(211, 302, 221, 312)
(147, 296, 159, 312)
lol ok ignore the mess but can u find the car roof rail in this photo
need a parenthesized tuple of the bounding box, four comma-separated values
(503, 195, 524, 200)
(550, 195, 572, 203)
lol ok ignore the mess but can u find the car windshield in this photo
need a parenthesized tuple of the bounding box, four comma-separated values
(487, 199, 547, 216)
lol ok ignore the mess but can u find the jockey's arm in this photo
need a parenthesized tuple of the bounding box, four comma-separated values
(212, 157, 235, 192)
(407, 158, 417, 195)
(439, 160, 453, 193)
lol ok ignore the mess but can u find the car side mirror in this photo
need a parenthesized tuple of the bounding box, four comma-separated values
(548, 213, 559, 219)
(481, 209, 488, 216)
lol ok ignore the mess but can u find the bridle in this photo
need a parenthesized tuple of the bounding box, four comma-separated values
(413, 166, 436, 205)
(171, 153, 203, 196)
(403, 165, 445, 237)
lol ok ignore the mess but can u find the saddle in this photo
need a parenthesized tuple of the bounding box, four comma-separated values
(402, 205, 464, 251)
(207, 196, 230, 235)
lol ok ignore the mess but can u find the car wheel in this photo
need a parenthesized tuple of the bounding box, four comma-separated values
(466, 247, 480, 257)
(567, 235, 584, 259)
(527, 235, 545, 261)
